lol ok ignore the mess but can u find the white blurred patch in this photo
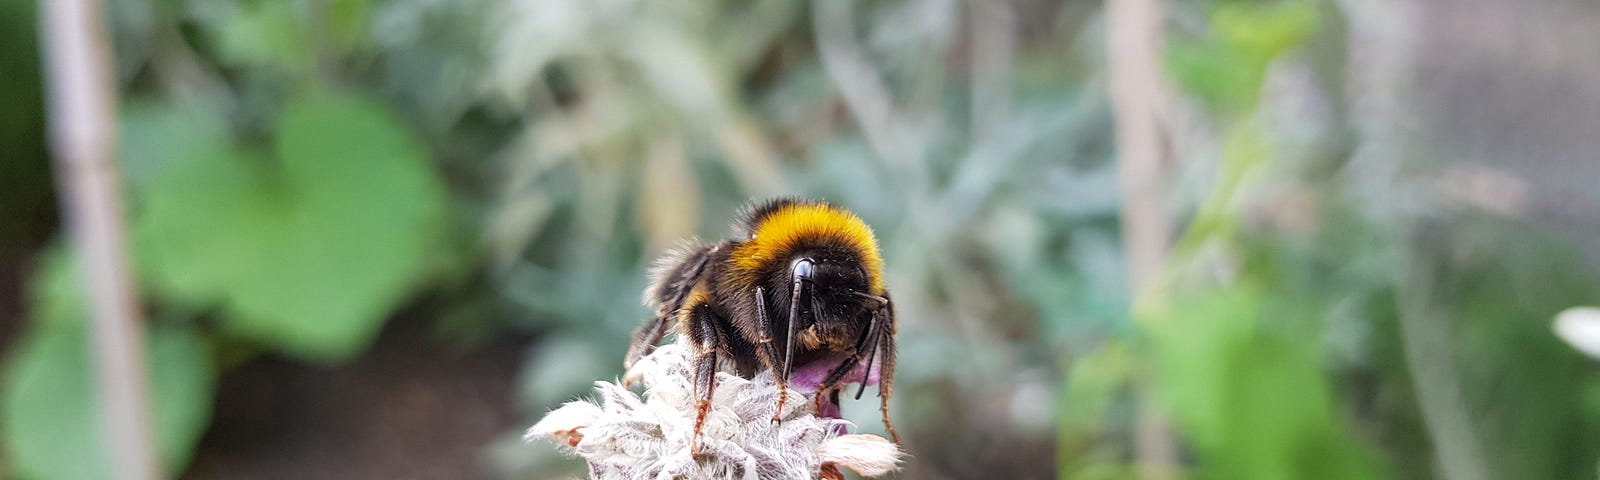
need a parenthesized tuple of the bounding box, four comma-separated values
(1553, 307, 1600, 359)
(817, 434, 903, 477)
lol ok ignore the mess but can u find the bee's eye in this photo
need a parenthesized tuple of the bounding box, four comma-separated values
(793, 257, 815, 279)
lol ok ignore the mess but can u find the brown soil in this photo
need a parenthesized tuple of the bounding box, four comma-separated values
(181, 320, 534, 480)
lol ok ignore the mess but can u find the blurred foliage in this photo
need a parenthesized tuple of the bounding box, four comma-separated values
(1149, 283, 1378, 479)
(1397, 219, 1600, 479)
(1167, 0, 1317, 111)
(2, 0, 1599, 478)
(0, 0, 53, 248)
(2, 324, 213, 480)
(1058, 1, 1600, 480)
(1059, 3, 1383, 477)
(1151, 4, 1384, 478)
(133, 94, 448, 360)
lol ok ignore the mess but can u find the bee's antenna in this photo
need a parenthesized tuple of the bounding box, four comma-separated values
(785, 258, 814, 385)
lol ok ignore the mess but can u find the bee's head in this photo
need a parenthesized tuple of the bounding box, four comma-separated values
(789, 255, 871, 303)
(768, 252, 870, 347)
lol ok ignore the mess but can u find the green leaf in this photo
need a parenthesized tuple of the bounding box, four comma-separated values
(1167, 42, 1260, 110)
(1213, 1, 1319, 61)
(325, 0, 373, 55)
(1145, 284, 1382, 480)
(2, 324, 215, 480)
(119, 100, 231, 193)
(138, 93, 447, 361)
(29, 248, 87, 329)
(215, 0, 313, 73)
(1166, 0, 1319, 113)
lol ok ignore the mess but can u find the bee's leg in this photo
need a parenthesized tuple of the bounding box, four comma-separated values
(784, 261, 810, 407)
(687, 305, 723, 457)
(753, 286, 789, 423)
(847, 292, 890, 400)
(623, 314, 670, 378)
(878, 298, 900, 444)
(854, 305, 884, 400)
(814, 309, 880, 409)
(846, 291, 900, 442)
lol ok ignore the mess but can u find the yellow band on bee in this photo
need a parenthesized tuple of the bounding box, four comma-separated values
(729, 203, 886, 295)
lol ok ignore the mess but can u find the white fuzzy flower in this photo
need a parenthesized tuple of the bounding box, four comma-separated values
(526, 342, 904, 479)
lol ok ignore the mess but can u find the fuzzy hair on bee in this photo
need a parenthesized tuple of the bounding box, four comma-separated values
(625, 198, 900, 457)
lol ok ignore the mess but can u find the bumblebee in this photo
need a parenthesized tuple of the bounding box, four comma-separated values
(625, 198, 899, 454)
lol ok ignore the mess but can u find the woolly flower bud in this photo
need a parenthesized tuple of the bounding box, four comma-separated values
(526, 342, 904, 479)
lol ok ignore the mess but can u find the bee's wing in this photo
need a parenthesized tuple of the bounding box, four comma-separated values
(627, 242, 718, 371)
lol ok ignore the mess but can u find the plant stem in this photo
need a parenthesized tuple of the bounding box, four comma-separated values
(40, 0, 159, 479)
(1106, 0, 1178, 475)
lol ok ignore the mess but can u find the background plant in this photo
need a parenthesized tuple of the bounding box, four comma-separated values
(2, 0, 1598, 478)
